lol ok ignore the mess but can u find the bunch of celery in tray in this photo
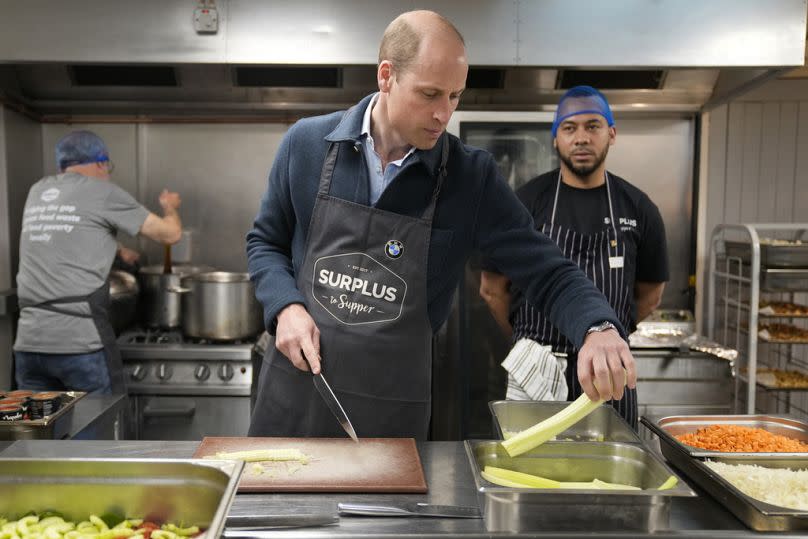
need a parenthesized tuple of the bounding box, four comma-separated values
(491, 371, 683, 491)
(500, 391, 603, 457)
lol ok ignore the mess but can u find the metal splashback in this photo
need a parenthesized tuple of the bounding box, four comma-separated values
(0, 0, 805, 117)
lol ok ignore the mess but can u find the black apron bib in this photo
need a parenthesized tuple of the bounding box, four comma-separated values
(249, 135, 448, 440)
(19, 281, 126, 394)
(514, 172, 637, 429)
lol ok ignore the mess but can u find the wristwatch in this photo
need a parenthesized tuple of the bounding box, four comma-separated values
(586, 321, 618, 335)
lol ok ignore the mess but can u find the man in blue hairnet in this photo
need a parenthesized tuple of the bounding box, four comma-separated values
(480, 86, 669, 428)
(13, 130, 184, 394)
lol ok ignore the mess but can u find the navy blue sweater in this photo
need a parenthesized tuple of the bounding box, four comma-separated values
(246, 94, 623, 348)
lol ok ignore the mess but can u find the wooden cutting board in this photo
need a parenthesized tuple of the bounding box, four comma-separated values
(192, 437, 428, 493)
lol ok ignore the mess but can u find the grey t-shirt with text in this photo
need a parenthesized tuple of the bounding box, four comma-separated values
(14, 172, 149, 353)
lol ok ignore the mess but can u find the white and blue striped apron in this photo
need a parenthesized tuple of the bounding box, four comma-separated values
(512, 171, 638, 429)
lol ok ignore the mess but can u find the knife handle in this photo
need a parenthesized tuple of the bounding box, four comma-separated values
(337, 503, 412, 517)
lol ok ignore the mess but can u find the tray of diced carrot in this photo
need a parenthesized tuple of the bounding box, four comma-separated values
(641, 415, 808, 458)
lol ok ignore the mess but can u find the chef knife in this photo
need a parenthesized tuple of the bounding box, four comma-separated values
(312, 371, 359, 442)
(337, 502, 481, 519)
(224, 513, 339, 532)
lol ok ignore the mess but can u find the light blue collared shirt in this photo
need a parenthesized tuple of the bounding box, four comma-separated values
(361, 93, 417, 206)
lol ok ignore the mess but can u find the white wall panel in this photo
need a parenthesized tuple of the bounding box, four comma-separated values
(739, 104, 762, 222)
(774, 103, 798, 222)
(723, 104, 746, 225)
(757, 103, 779, 223)
(795, 103, 808, 221)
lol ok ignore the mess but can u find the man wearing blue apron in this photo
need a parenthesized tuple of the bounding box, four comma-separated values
(480, 86, 669, 429)
(14, 130, 184, 394)
(248, 13, 639, 439)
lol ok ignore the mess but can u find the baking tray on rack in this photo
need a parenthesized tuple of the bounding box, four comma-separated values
(642, 414, 808, 458)
(643, 416, 808, 531)
(760, 268, 808, 291)
(0, 391, 86, 440)
(760, 301, 808, 318)
(725, 240, 808, 268)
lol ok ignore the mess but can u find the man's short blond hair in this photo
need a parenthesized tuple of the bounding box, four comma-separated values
(378, 11, 465, 75)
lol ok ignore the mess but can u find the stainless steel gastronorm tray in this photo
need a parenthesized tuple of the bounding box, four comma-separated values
(465, 440, 694, 532)
(649, 436, 808, 531)
(0, 391, 86, 440)
(725, 240, 808, 268)
(642, 414, 808, 458)
(761, 268, 808, 291)
(490, 400, 643, 443)
(0, 458, 244, 539)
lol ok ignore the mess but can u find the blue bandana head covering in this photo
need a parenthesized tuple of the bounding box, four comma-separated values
(55, 130, 110, 171)
(551, 86, 614, 137)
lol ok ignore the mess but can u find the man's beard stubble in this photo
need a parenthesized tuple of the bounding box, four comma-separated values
(557, 145, 609, 179)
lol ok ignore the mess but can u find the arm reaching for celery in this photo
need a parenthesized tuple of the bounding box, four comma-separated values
(501, 370, 627, 457)
(577, 328, 636, 402)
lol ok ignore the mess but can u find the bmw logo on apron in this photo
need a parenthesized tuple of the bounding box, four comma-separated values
(385, 240, 403, 259)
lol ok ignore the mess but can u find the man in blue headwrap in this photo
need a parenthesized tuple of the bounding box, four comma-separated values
(480, 86, 669, 429)
(14, 130, 184, 394)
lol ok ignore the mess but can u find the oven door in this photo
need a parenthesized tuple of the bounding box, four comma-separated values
(131, 395, 250, 440)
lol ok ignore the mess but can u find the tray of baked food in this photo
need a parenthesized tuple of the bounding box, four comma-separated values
(758, 323, 808, 344)
(760, 300, 808, 318)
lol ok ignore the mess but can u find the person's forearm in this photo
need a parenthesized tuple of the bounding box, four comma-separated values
(161, 207, 182, 241)
(485, 294, 512, 338)
(634, 282, 665, 322)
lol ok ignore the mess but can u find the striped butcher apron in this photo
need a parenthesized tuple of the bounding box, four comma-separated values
(512, 171, 637, 429)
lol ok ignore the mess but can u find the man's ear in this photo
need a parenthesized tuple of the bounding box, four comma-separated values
(608, 126, 617, 146)
(378, 60, 394, 93)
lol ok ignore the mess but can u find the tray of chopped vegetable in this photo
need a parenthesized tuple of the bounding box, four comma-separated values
(654, 451, 808, 530)
(0, 458, 243, 539)
(641, 414, 808, 458)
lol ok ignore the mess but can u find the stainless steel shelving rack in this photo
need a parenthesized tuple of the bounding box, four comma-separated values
(707, 223, 808, 414)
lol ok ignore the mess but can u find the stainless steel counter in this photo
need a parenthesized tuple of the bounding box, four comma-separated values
(0, 439, 803, 538)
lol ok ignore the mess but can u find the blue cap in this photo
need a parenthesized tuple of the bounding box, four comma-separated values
(55, 130, 110, 171)
(551, 86, 615, 137)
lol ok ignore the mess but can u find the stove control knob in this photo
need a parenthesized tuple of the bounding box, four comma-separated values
(195, 364, 211, 381)
(156, 363, 173, 381)
(218, 363, 234, 382)
(130, 365, 147, 382)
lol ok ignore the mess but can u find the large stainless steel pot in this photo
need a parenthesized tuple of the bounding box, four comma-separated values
(108, 270, 139, 334)
(180, 272, 262, 340)
(138, 264, 212, 328)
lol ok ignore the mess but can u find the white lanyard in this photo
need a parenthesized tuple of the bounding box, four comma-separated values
(550, 170, 622, 265)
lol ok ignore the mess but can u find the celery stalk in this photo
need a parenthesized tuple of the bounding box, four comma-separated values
(656, 475, 678, 490)
(591, 478, 641, 490)
(501, 393, 603, 456)
(483, 466, 561, 488)
(481, 470, 535, 488)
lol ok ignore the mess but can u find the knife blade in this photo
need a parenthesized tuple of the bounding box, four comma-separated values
(225, 513, 339, 529)
(312, 371, 359, 442)
(337, 502, 481, 519)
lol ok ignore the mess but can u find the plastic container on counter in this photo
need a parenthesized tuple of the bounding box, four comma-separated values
(0, 404, 24, 421)
(28, 392, 62, 419)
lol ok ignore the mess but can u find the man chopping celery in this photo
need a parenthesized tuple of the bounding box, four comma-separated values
(246, 10, 636, 440)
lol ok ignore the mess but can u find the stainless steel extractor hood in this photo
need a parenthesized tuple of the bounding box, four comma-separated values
(0, 0, 805, 120)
